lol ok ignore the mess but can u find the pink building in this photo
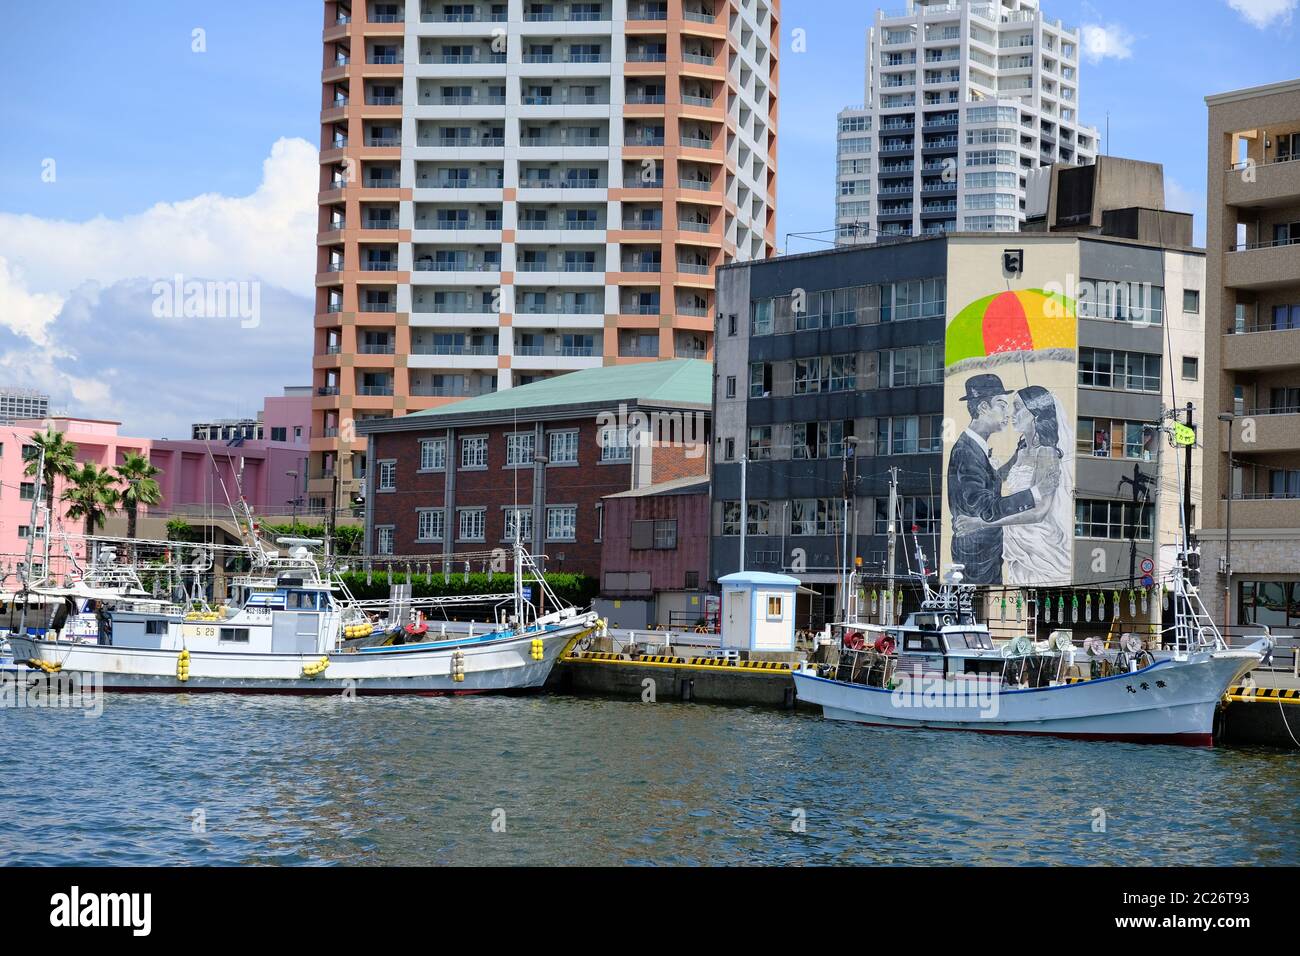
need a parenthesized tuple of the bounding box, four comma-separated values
(0, 390, 315, 585)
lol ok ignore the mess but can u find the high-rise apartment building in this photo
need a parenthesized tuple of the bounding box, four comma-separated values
(313, 0, 779, 515)
(0, 387, 50, 425)
(835, 0, 1096, 244)
(1202, 78, 1300, 634)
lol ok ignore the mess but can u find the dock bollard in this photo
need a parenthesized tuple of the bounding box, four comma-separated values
(680, 678, 694, 703)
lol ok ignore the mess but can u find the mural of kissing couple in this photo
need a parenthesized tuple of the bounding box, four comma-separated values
(947, 374, 1073, 586)
(942, 283, 1079, 588)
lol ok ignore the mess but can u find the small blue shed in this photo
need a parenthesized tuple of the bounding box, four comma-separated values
(718, 571, 800, 652)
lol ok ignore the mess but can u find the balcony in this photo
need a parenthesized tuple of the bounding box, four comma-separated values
(1223, 236, 1300, 291)
(1225, 155, 1300, 209)
(1222, 324, 1300, 372)
(356, 384, 395, 397)
(359, 342, 396, 355)
(678, 178, 712, 191)
(627, 51, 668, 63)
(1223, 411, 1300, 454)
(621, 217, 663, 231)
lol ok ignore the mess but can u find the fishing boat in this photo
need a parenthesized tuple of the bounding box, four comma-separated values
(7, 538, 600, 696)
(793, 548, 1271, 747)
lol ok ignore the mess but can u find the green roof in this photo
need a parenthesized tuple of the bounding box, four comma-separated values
(402, 359, 712, 421)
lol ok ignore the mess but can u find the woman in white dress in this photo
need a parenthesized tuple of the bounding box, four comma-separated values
(953, 386, 1073, 586)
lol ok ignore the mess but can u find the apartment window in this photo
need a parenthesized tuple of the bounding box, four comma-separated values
(1239, 581, 1300, 629)
(1078, 280, 1164, 326)
(790, 498, 842, 537)
(417, 509, 444, 542)
(723, 437, 736, 461)
(503, 507, 532, 542)
(876, 497, 940, 536)
(20, 482, 35, 501)
(17, 525, 31, 539)
(1078, 348, 1161, 394)
(1078, 419, 1158, 461)
(794, 357, 823, 395)
(722, 501, 771, 536)
(829, 354, 857, 391)
(375, 526, 395, 555)
(881, 278, 945, 322)
(461, 435, 488, 469)
(748, 425, 773, 461)
(685, 571, 700, 589)
(727, 313, 737, 336)
(1074, 500, 1154, 540)
(751, 299, 774, 336)
(793, 421, 854, 460)
(458, 508, 486, 541)
(600, 427, 632, 462)
(1181, 356, 1200, 381)
(270, 427, 287, 442)
(546, 506, 577, 541)
(548, 430, 578, 464)
(749, 362, 772, 398)
(1183, 289, 1200, 314)
(419, 438, 447, 471)
(377, 460, 396, 492)
(882, 343, 943, 387)
(725, 375, 737, 399)
(874, 415, 944, 456)
(506, 431, 536, 467)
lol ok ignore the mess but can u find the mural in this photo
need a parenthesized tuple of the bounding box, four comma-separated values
(942, 288, 1077, 587)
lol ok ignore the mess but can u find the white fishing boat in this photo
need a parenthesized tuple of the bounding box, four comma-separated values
(793, 550, 1271, 747)
(8, 539, 600, 696)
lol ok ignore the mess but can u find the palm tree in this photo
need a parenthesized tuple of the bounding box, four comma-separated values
(115, 452, 163, 541)
(24, 428, 78, 516)
(62, 464, 121, 539)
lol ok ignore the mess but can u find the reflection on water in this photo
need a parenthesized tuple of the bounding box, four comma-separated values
(0, 694, 1296, 866)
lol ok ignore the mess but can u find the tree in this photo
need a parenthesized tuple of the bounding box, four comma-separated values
(24, 428, 78, 517)
(115, 452, 163, 541)
(62, 463, 121, 539)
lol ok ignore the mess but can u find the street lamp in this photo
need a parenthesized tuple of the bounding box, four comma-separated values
(1217, 413, 1235, 636)
(532, 453, 550, 559)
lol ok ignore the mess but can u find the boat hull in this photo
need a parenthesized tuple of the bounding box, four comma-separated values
(6, 615, 597, 696)
(794, 644, 1265, 747)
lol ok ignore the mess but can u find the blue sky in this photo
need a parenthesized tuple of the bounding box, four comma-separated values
(0, 0, 1296, 433)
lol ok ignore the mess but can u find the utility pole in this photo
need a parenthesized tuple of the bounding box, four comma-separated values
(884, 466, 899, 625)
(738, 455, 747, 573)
(18, 445, 45, 636)
(1183, 402, 1195, 546)
(1119, 463, 1155, 589)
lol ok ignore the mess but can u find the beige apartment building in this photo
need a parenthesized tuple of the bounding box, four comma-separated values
(1203, 78, 1300, 634)
(310, 0, 779, 514)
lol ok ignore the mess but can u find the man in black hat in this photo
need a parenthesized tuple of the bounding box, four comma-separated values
(947, 373, 1040, 584)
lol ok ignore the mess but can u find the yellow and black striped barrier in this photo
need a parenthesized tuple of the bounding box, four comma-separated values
(1226, 685, 1300, 704)
(563, 652, 793, 674)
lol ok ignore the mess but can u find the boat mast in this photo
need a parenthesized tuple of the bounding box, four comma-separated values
(17, 445, 46, 635)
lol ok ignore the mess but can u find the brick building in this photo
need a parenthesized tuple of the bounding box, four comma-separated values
(356, 359, 711, 577)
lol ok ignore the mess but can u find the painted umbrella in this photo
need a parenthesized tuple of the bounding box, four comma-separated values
(945, 288, 1077, 367)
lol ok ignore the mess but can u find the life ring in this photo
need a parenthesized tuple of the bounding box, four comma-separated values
(405, 620, 428, 637)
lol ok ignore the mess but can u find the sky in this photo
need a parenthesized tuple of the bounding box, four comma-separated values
(0, 0, 1297, 436)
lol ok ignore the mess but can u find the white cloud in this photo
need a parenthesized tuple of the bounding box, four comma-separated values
(0, 138, 317, 436)
(1080, 23, 1135, 63)
(0, 137, 318, 303)
(1226, 0, 1298, 28)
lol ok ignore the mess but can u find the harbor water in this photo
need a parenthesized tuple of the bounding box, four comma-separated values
(1, 693, 1296, 866)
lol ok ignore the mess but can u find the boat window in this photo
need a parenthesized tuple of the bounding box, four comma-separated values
(146, 620, 167, 635)
(288, 591, 319, 611)
(219, 627, 251, 644)
(904, 634, 942, 653)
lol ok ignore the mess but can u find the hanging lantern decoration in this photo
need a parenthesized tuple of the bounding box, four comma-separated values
(1140, 587, 1149, 614)
(1128, 589, 1137, 617)
(405, 563, 412, 586)
(1056, 594, 1065, 623)
(1016, 591, 1024, 622)
(871, 589, 878, 614)
(365, 559, 373, 587)
(1045, 594, 1053, 624)
(1085, 592, 1093, 622)
(464, 560, 471, 584)
(444, 562, 451, 585)
(1071, 592, 1079, 623)
(1000, 591, 1007, 621)
(1098, 590, 1107, 621)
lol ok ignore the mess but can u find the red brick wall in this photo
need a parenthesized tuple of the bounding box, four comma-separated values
(649, 440, 710, 485)
(369, 416, 632, 578)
